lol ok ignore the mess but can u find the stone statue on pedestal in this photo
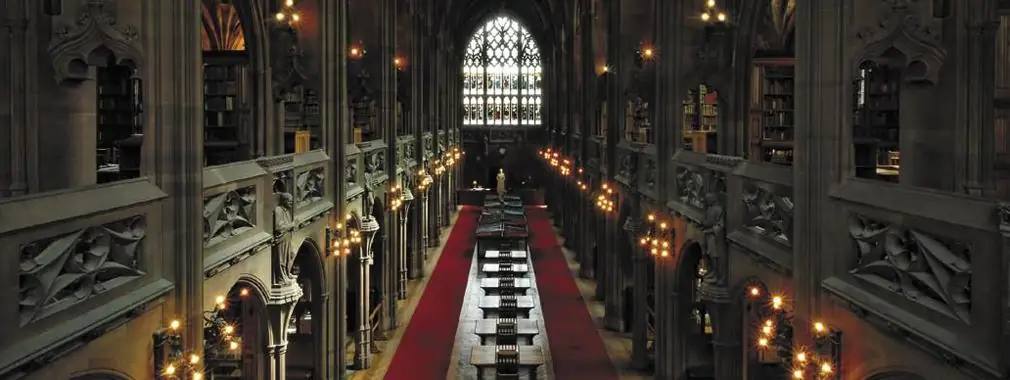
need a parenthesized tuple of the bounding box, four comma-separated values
(496, 168, 506, 200)
(273, 192, 296, 284)
(701, 192, 727, 286)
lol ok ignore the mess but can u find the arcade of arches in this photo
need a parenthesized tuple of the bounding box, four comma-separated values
(1, 0, 1009, 380)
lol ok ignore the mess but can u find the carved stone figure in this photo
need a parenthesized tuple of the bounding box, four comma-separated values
(346, 161, 358, 185)
(496, 168, 506, 200)
(701, 192, 727, 286)
(273, 192, 296, 283)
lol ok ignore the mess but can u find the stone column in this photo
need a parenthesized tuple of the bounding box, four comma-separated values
(378, 0, 398, 334)
(653, 0, 685, 376)
(791, 0, 848, 335)
(963, 2, 998, 196)
(700, 285, 743, 379)
(37, 76, 97, 191)
(628, 216, 650, 369)
(398, 206, 409, 297)
(356, 240, 373, 368)
(601, 0, 623, 329)
(1, 1, 34, 197)
(319, 0, 349, 373)
(143, 0, 205, 358)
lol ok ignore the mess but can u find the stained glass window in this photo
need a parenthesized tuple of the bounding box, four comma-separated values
(462, 16, 542, 126)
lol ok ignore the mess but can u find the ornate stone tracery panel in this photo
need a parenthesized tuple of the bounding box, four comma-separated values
(741, 184, 794, 244)
(848, 214, 972, 322)
(295, 167, 324, 207)
(855, 0, 947, 84)
(48, 0, 144, 83)
(18, 216, 147, 326)
(203, 186, 256, 247)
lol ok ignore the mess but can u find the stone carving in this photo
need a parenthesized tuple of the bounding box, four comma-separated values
(676, 166, 707, 208)
(618, 153, 635, 179)
(272, 172, 296, 283)
(19, 216, 147, 326)
(365, 151, 385, 174)
(855, 0, 946, 84)
(644, 159, 657, 189)
(203, 186, 256, 247)
(345, 159, 359, 186)
(48, 0, 144, 83)
(998, 202, 1010, 234)
(848, 215, 972, 322)
(701, 193, 727, 286)
(296, 167, 324, 206)
(741, 184, 793, 244)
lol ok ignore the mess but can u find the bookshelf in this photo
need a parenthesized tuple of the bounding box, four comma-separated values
(283, 86, 322, 153)
(852, 62, 900, 181)
(682, 84, 719, 153)
(749, 58, 795, 165)
(203, 51, 249, 166)
(96, 65, 141, 182)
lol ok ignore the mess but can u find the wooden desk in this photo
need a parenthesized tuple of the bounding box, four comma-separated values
(470, 345, 545, 367)
(480, 278, 532, 291)
(474, 319, 540, 337)
(479, 296, 536, 311)
(483, 250, 529, 260)
(481, 263, 530, 275)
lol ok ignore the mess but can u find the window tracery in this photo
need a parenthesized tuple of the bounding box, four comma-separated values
(462, 16, 542, 126)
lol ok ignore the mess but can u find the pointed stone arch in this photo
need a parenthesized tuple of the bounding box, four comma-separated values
(47, 0, 144, 84)
(854, 2, 947, 85)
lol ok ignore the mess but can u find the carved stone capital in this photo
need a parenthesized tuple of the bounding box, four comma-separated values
(47, 0, 143, 83)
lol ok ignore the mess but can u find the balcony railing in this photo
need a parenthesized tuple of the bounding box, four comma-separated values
(0, 178, 172, 375)
(202, 151, 332, 277)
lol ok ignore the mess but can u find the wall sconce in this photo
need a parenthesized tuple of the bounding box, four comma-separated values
(638, 213, 672, 257)
(700, 0, 728, 23)
(416, 167, 433, 192)
(153, 295, 242, 379)
(349, 41, 366, 60)
(595, 183, 616, 214)
(748, 289, 842, 380)
(638, 44, 655, 61)
(394, 57, 406, 70)
(432, 159, 445, 177)
(274, 0, 300, 26)
(326, 214, 362, 257)
(388, 183, 406, 211)
(599, 65, 610, 75)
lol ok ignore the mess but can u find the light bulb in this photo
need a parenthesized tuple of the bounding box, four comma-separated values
(772, 296, 783, 309)
(275, 12, 285, 21)
(717, 13, 726, 22)
(230, 341, 240, 350)
(707, 0, 716, 7)
(701, 12, 711, 21)
(224, 325, 235, 334)
(291, 13, 300, 22)
(796, 352, 807, 362)
(792, 369, 803, 379)
(193, 373, 203, 380)
(286, 0, 295, 6)
(190, 354, 200, 364)
(169, 320, 181, 330)
(820, 363, 833, 373)
(165, 364, 176, 375)
(240, 288, 249, 296)
(215, 295, 225, 305)
(757, 337, 768, 347)
(750, 287, 760, 296)
(813, 321, 825, 332)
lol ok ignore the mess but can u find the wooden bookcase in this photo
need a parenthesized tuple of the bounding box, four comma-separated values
(203, 51, 249, 166)
(97, 65, 140, 182)
(852, 63, 900, 181)
(283, 86, 322, 153)
(682, 84, 719, 153)
(748, 58, 795, 165)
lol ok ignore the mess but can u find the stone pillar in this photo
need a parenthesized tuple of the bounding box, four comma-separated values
(963, 2, 998, 195)
(791, 0, 848, 335)
(653, 0, 685, 376)
(628, 216, 650, 369)
(356, 243, 373, 368)
(319, 0, 350, 373)
(398, 207, 409, 298)
(594, 213, 607, 300)
(37, 76, 97, 191)
(266, 292, 299, 380)
(700, 285, 743, 380)
(1, 2, 34, 197)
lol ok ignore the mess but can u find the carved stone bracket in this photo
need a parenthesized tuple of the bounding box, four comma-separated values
(855, 0, 946, 84)
(48, 0, 143, 83)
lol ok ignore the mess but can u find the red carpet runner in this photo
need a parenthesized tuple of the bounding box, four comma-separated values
(527, 207, 620, 379)
(384, 206, 479, 380)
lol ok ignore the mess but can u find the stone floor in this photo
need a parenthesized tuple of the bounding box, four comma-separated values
(348, 210, 655, 380)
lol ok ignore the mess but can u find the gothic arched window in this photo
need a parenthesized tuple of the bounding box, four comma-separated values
(462, 16, 542, 126)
